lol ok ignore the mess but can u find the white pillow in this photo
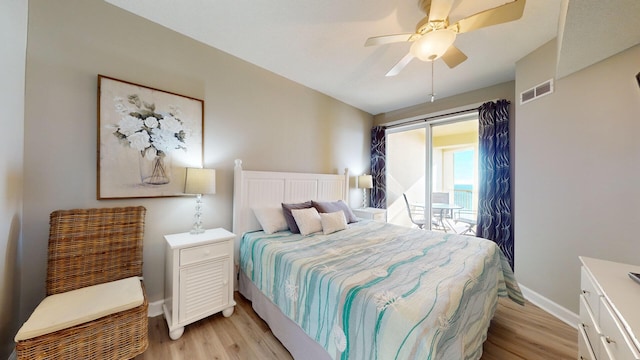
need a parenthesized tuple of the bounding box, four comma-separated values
(320, 211, 348, 235)
(291, 207, 322, 236)
(253, 207, 289, 234)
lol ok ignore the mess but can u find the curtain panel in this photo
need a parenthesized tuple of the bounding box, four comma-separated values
(477, 100, 514, 269)
(370, 126, 386, 209)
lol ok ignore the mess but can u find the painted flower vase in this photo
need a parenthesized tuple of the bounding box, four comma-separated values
(139, 151, 171, 185)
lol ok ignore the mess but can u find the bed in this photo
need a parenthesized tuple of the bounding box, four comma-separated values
(232, 160, 524, 360)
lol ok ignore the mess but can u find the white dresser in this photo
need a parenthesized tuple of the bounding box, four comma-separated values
(163, 228, 236, 340)
(579, 256, 640, 360)
(352, 207, 386, 222)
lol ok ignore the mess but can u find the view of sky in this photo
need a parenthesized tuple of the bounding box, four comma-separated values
(454, 149, 474, 185)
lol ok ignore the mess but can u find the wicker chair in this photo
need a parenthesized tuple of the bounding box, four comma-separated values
(15, 206, 148, 360)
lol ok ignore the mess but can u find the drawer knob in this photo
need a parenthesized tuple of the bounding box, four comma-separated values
(605, 335, 615, 344)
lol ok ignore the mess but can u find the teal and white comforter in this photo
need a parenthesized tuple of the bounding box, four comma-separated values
(240, 220, 524, 360)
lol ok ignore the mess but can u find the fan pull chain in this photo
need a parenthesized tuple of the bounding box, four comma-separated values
(429, 60, 435, 102)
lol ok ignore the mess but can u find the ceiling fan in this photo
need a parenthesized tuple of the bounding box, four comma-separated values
(365, 0, 527, 77)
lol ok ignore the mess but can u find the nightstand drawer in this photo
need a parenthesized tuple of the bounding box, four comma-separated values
(352, 207, 386, 222)
(180, 241, 229, 266)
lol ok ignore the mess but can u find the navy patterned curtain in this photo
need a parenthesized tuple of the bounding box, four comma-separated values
(477, 100, 514, 269)
(370, 126, 386, 209)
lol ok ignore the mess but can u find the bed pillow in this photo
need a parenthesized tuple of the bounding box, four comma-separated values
(291, 207, 322, 236)
(320, 211, 348, 235)
(282, 201, 313, 234)
(252, 207, 289, 234)
(312, 200, 358, 223)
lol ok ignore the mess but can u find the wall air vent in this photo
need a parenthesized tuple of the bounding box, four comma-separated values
(520, 79, 554, 105)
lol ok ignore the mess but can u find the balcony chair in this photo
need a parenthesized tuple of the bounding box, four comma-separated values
(15, 206, 148, 360)
(431, 191, 451, 219)
(454, 210, 477, 235)
(403, 193, 438, 230)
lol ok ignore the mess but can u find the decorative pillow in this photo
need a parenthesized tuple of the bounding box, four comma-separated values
(282, 201, 313, 233)
(312, 200, 358, 223)
(291, 207, 323, 236)
(252, 207, 289, 234)
(320, 211, 348, 235)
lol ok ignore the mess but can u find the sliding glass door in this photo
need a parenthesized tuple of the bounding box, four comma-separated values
(386, 115, 478, 233)
(386, 125, 428, 228)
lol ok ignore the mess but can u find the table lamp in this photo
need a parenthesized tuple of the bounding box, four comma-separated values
(357, 174, 373, 208)
(184, 167, 216, 234)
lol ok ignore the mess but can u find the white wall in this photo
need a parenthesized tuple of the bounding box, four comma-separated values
(21, 0, 372, 324)
(0, 0, 27, 357)
(515, 41, 640, 313)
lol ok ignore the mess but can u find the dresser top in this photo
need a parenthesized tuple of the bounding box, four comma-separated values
(164, 228, 235, 249)
(580, 256, 640, 352)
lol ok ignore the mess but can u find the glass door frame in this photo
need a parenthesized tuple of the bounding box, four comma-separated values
(386, 112, 478, 230)
(386, 123, 432, 227)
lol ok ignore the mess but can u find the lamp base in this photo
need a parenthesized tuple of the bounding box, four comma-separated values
(190, 227, 205, 235)
(362, 188, 368, 208)
(190, 194, 205, 235)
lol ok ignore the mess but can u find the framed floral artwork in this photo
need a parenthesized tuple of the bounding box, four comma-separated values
(98, 75, 204, 199)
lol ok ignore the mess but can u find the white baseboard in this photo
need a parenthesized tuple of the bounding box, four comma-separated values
(148, 299, 164, 318)
(8, 349, 16, 360)
(519, 283, 578, 329)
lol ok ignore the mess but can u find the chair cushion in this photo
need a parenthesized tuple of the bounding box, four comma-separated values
(15, 276, 144, 341)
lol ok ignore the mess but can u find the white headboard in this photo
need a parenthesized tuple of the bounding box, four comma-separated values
(232, 159, 349, 246)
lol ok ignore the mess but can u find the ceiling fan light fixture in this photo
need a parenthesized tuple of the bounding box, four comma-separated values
(409, 29, 457, 61)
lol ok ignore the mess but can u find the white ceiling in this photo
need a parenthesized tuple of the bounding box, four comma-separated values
(103, 0, 640, 115)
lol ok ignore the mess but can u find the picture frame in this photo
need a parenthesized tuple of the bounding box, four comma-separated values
(97, 75, 204, 199)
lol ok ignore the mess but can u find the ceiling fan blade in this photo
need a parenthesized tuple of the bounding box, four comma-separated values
(364, 33, 413, 47)
(451, 0, 526, 34)
(441, 45, 468, 68)
(428, 0, 455, 22)
(385, 53, 415, 77)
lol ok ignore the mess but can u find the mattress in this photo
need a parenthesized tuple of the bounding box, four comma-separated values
(240, 220, 523, 360)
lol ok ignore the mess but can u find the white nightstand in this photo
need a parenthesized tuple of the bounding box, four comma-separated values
(352, 207, 386, 222)
(163, 228, 236, 340)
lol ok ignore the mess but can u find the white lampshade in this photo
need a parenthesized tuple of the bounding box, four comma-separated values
(410, 29, 457, 61)
(358, 175, 373, 189)
(184, 168, 216, 195)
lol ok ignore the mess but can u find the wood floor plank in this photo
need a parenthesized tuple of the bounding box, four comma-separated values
(137, 292, 577, 360)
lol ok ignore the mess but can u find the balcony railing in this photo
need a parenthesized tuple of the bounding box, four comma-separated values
(453, 189, 473, 211)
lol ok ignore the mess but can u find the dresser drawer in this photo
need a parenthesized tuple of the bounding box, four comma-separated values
(180, 241, 230, 266)
(581, 267, 602, 320)
(580, 293, 601, 357)
(599, 296, 640, 360)
(579, 322, 597, 360)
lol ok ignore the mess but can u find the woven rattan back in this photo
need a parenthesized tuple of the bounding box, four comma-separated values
(46, 206, 146, 296)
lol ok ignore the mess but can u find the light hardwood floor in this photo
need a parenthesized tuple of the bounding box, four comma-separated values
(137, 292, 577, 360)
